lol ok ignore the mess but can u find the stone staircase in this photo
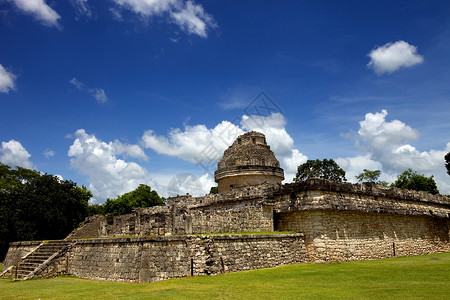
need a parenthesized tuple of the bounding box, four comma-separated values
(65, 215, 102, 239)
(8, 240, 72, 280)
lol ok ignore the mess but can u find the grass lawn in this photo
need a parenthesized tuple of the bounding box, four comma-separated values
(1, 252, 449, 299)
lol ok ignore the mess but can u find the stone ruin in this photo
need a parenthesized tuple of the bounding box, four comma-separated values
(2, 131, 449, 283)
(214, 131, 284, 193)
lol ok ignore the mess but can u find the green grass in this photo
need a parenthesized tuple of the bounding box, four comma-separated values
(1, 253, 449, 299)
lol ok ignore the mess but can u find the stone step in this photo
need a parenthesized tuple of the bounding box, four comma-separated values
(30, 253, 56, 257)
(6, 240, 73, 281)
(28, 252, 54, 256)
(24, 258, 47, 264)
(19, 263, 39, 269)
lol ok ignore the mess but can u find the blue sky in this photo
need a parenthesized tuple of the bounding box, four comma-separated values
(1, 0, 449, 202)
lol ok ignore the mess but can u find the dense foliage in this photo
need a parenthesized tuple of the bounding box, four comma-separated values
(0, 162, 92, 261)
(391, 169, 439, 194)
(209, 186, 218, 194)
(445, 152, 450, 177)
(102, 184, 164, 216)
(294, 159, 347, 182)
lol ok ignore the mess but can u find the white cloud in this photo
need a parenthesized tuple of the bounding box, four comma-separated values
(43, 148, 55, 158)
(70, 0, 94, 19)
(68, 129, 152, 202)
(367, 40, 424, 75)
(171, 0, 216, 38)
(113, 0, 177, 15)
(342, 109, 450, 194)
(69, 77, 84, 90)
(141, 121, 244, 163)
(0, 64, 16, 93)
(69, 77, 108, 104)
(0, 140, 33, 169)
(113, 140, 149, 161)
(92, 88, 108, 104)
(112, 0, 216, 37)
(141, 113, 308, 183)
(12, 0, 61, 28)
(356, 110, 420, 169)
(336, 155, 383, 182)
(282, 149, 308, 181)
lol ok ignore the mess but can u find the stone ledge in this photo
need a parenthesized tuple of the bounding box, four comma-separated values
(9, 241, 45, 247)
(205, 233, 304, 241)
(278, 179, 450, 206)
(69, 233, 304, 245)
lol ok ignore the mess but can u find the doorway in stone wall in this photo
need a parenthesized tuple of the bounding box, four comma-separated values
(273, 211, 281, 231)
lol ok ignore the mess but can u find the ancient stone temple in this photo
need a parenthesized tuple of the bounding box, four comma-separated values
(2, 131, 450, 283)
(214, 131, 284, 193)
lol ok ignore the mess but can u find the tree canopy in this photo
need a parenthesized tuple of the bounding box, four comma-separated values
(0, 162, 92, 261)
(294, 159, 347, 182)
(209, 186, 218, 194)
(355, 169, 381, 182)
(391, 169, 439, 195)
(103, 184, 165, 216)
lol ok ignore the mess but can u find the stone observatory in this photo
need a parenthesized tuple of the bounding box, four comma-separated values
(2, 130, 450, 284)
(214, 131, 285, 193)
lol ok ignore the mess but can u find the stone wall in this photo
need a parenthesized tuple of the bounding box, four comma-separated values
(216, 170, 283, 193)
(90, 184, 279, 238)
(66, 234, 305, 283)
(190, 202, 274, 233)
(275, 180, 450, 217)
(204, 234, 306, 274)
(276, 210, 450, 262)
(2, 241, 42, 270)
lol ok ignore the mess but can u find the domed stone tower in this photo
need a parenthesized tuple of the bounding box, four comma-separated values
(214, 131, 284, 193)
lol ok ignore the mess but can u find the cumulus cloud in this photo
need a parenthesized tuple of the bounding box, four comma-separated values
(68, 129, 152, 202)
(12, 0, 61, 28)
(341, 109, 450, 193)
(0, 64, 16, 93)
(141, 113, 307, 183)
(0, 140, 33, 169)
(112, 0, 216, 37)
(69, 77, 108, 104)
(367, 40, 424, 75)
(113, 140, 148, 161)
(141, 121, 244, 163)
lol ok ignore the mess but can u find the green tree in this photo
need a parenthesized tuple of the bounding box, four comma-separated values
(356, 169, 381, 182)
(294, 159, 347, 182)
(0, 162, 92, 260)
(209, 186, 218, 194)
(445, 152, 450, 176)
(103, 184, 165, 216)
(87, 204, 105, 216)
(391, 169, 439, 195)
(376, 180, 390, 187)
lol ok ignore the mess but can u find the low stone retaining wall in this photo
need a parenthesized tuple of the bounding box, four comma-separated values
(2, 234, 305, 282)
(3, 241, 42, 270)
(276, 210, 450, 262)
(67, 233, 306, 283)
